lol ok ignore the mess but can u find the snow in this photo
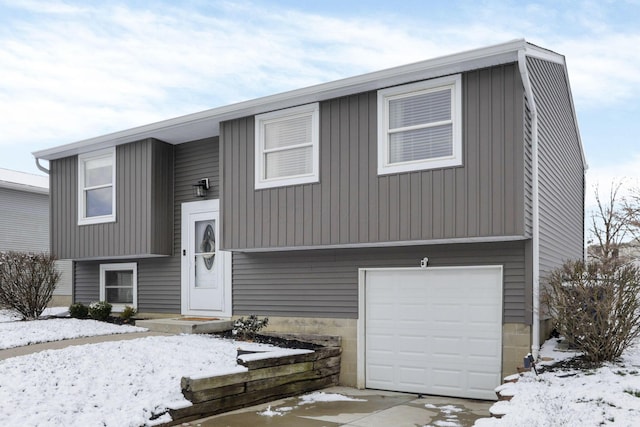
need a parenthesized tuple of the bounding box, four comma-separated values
(299, 391, 367, 405)
(238, 347, 314, 362)
(0, 317, 315, 426)
(476, 337, 640, 427)
(424, 403, 465, 427)
(256, 392, 367, 417)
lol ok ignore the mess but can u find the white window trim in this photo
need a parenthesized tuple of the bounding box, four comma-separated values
(99, 262, 137, 311)
(377, 74, 462, 175)
(78, 148, 116, 225)
(254, 103, 320, 189)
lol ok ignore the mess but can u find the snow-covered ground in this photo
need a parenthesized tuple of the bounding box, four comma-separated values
(475, 337, 640, 427)
(0, 313, 315, 426)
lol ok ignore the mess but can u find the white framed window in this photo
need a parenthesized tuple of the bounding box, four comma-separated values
(377, 74, 462, 175)
(78, 148, 116, 225)
(100, 263, 137, 311)
(254, 103, 319, 189)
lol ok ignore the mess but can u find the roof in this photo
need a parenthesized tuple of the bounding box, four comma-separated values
(33, 39, 569, 162)
(0, 168, 48, 194)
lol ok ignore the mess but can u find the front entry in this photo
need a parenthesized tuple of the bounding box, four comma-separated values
(181, 200, 231, 317)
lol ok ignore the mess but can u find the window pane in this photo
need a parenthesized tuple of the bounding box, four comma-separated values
(389, 124, 453, 163)
(105, 270, 132, 287)
(265, 146, 312, 179)
(264, 115, 312, 150)
(389, 89, 451, 129)
(195, 220, 216, 255)
(86, 187, 113, 217)
(85, 157, 113, 187)
(106, 287, 133, 304)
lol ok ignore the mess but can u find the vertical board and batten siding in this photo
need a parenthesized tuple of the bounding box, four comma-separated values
(221, 63, 528, 251)
(233, 240, 528, 323)
(527, 57, 585, 281)
(0, 188, 49, 252)
(73, 138, 219, 312)
(50, 139, 174, 259)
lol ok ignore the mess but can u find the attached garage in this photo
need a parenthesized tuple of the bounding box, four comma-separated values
(358, 266, 503, 400)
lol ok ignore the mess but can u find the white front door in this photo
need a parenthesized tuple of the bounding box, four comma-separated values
(181, 200, 231, 317)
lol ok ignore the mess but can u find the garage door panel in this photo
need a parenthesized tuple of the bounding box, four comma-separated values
(365, 266, 502, 400)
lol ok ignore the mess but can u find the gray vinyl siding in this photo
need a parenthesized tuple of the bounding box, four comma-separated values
(221, 63, 527, 251)
(233, 240, 529, 323)
(53, 260, 73, 296)
(73, 138, 220, 312)
(0, 187, 49, 253)
(50, 138, 174, 260)
(528, 57, 585, 282)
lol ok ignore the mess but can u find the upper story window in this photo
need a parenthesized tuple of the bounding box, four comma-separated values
(254, 103, 319, 189)
(377, 74, 462, 175)
(78, 148, 116, 225)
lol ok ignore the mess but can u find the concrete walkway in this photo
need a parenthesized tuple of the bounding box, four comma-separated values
(186, 386, 492, 427)
(0, 331, 171, 360)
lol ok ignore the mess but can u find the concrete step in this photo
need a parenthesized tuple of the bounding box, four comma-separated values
(136, 317, 234, 334)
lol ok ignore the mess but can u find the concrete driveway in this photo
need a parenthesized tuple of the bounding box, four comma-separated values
(186, 386, 492, 427)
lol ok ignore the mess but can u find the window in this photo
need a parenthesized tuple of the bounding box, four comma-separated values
(100, 263, 137, 310)
(78, 148, 116, 225)
(255, 103, 319, 189)
(377, 74, 462, 175)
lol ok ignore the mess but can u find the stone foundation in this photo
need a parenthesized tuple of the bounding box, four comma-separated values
(48, 295, 72, 307)
(502, 323, 531, 380)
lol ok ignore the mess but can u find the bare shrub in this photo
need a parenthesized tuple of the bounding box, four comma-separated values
(543, 260, 640, 364)
(0, 251, 60, 320)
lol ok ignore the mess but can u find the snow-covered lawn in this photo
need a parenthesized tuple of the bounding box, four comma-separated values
(476, 337, 640, 427)
(0, 314, 313, 426)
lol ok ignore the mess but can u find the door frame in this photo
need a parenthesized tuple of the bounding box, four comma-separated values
(357, 265, 503, 391)
(180, 199, 232, 317)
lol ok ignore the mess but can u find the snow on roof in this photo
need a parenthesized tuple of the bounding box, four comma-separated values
(0, 168, 48, 194)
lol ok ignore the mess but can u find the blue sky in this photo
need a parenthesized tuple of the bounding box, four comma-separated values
(1, 0, 639, 208)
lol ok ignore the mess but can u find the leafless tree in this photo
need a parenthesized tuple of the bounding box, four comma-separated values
(588, 181, 638, 266)
(0, 252, 60, 320)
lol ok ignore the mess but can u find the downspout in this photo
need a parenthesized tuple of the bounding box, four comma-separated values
(518, 48, 541, 359)
(35, 158, 50, 174)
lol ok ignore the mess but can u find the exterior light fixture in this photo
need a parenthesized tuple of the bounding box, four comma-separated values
(193, 178, 210, 198)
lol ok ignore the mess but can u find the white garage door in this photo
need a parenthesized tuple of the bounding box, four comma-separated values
(364, 266, 502, 400)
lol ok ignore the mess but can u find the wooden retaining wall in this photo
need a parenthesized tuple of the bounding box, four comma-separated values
(155, 334, 341, 426)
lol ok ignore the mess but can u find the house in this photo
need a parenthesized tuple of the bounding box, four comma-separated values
(32, 39, 585, 400)
(0, 168, 72, 307)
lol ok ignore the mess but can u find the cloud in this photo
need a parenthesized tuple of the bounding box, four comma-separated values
(585, 153, 640, 210)
(0, 0, 638, 164)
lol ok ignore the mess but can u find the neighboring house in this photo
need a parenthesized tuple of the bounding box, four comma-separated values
(0, 168, 72, 307)
(33, 39, 585, 400)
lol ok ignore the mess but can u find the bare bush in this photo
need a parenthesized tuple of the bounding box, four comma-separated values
(0, 251, 60, 320)
(543, 260, 640, 364)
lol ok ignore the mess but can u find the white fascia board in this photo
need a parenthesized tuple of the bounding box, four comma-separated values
(34, 39, 535, 161)
(0, 168, 48, 194)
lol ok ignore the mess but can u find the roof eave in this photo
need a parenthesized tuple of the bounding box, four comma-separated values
(34, 38, 536, 161)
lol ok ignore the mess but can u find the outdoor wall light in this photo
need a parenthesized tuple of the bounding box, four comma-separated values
(193, 178, 210, 198)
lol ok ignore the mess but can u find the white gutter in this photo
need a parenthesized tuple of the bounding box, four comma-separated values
(518, 48, 540, 359)
(35, 158, 50, 174)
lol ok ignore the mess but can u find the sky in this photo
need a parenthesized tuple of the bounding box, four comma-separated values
(1, 0, 639, 210)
